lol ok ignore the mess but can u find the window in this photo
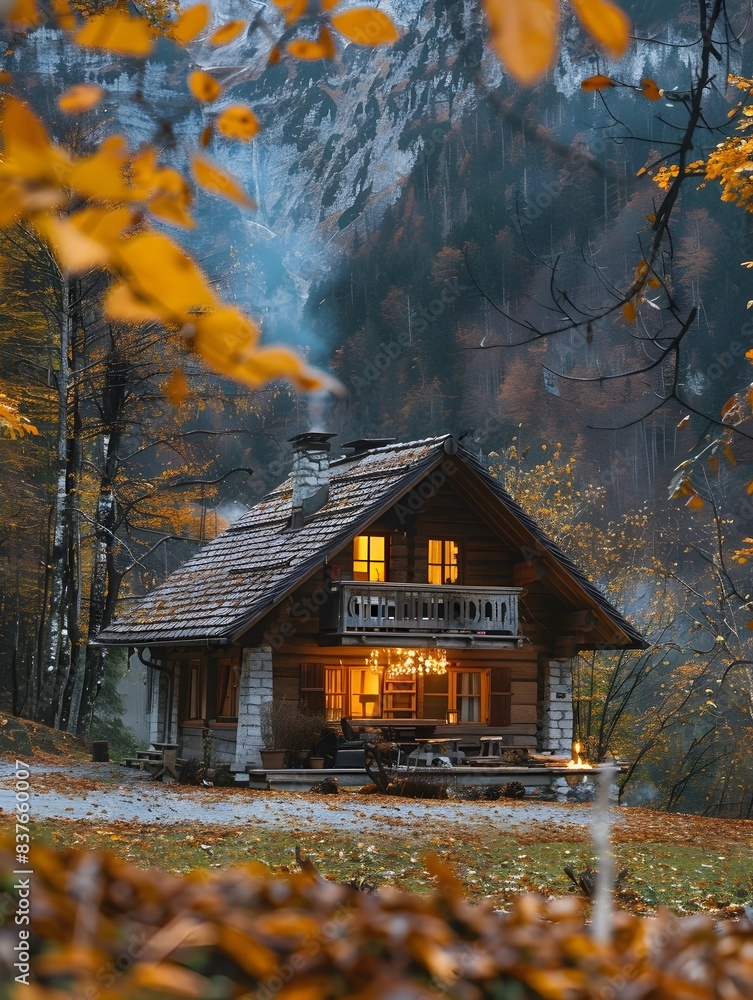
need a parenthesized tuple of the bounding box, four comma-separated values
(216, 658, 240, 719)
(325, 665, 346, 721)
(455, 670, 481, 722)
(353, 535, 388, 581)
(349, 668, 381, 717)
(183, 658, 206, 722)
(428, 539, 459, 584)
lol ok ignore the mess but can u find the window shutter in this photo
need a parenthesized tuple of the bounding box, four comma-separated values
(488, 666, 512, 726)
(300, 662, 325, 714)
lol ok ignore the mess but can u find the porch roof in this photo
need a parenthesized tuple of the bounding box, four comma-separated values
(96, 435, 646, 650)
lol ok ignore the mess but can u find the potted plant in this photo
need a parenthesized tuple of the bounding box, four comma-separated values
(259, 700, 326, 768)
(259, 700, 289, 769)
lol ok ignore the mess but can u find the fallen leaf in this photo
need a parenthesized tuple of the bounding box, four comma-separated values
(58, 84, 105, 114)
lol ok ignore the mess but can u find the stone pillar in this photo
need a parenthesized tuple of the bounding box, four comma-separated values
(233, 645, 273, 770)
(540, 659, 574, 755)
(149, 669, 166, 745)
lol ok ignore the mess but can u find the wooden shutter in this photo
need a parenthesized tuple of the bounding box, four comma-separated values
(488, 666, 512, 726)
(299, 662, 325, 714)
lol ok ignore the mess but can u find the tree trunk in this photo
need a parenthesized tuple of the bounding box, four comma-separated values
(34, 272, 73, 726)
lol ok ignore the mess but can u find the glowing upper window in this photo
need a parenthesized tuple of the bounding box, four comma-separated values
(353, 535, 387, 581)
(428, 539, 459, 584)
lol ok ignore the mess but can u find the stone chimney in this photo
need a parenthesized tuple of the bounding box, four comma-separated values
(289, 432, 336, 528)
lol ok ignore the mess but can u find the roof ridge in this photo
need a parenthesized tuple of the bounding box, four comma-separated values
(330, 433, 452, 467)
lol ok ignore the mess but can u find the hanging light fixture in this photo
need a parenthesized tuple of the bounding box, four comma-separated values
(367, 648, 448, 678)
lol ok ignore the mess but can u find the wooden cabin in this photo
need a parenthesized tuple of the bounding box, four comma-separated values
(96, 434, 645, 771)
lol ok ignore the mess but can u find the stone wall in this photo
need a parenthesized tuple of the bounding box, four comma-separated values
(233, 645, 273, 770)
(539, 659, 574, 755)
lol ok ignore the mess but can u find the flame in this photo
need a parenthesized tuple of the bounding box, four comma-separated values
(566, 741, 593, 769)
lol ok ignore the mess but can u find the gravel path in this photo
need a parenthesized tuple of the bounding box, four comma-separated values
(0, 761, 606, 834)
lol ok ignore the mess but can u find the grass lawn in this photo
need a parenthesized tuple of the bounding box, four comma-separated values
(8, 810, 753, 918)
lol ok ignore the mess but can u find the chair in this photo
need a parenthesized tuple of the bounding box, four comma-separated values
(334, 717, 367, 767)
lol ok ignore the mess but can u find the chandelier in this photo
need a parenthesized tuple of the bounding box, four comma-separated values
(367, 648, 448, 678)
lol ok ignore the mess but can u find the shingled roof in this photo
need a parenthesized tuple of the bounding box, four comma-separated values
(96, 435, 646, 649)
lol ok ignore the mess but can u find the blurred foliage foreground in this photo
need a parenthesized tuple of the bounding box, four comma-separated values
(2, 843, 753, 999)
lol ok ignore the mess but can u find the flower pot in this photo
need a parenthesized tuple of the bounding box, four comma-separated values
(308, 756, 326, 769)
(260, 749, 287, 769)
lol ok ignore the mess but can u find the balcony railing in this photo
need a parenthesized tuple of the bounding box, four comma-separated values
(322, 583, 521, 639)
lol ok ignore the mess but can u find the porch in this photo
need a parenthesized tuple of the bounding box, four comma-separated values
(238, 759, 603, 801)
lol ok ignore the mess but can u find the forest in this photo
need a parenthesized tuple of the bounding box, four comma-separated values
(0, 0, 752, 818)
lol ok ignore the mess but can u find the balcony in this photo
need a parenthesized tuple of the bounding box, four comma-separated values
(321, 583, 522, 647)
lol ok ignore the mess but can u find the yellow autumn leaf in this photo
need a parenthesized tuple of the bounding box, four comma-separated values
(331, 8, 400, 46)
(149, 192, 195, 229)
(571, 0, 630, 58)
(722, 442, 736, 466)
(104, 283, 163, 325)
(68, 136, 134, 202)
(721, 394, 737, 419)
(641, 77, 662, 100)
(0, 71, 11, 84)
(7, 0, 39, 27)
(483, 0, 559, 86)
(58, 84, 106, 114)
(581, 74, 614, 91)
(51, 0, 74, 30)
(288, 26, 337, 60)
(131, 962, 209, 996)
(274, 0, 308, 27)
(76, 12, 154, 57)
(210, 20, 246, 46)
(2, 96, 52, 162)
(165, 369, 189, 406)
(116, 231, 218, 325)
(0, 394, 38, 437)
(748, 619, 753, 631)
(686, 494, 704, 510)
(191, 154, 256, 209)
(188, 70, 222, 103)
(216, 105, 260, 141)
(747, 480, 753, 495)
(171, 3, 210, 45)
(623, 300, 637, 324)
(747, 349, 753, 360)
(709, 453, 719, 474)
(189, 306, 261, 367)
(34, 206, 131, 276)
(749, 383, 753, 410)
